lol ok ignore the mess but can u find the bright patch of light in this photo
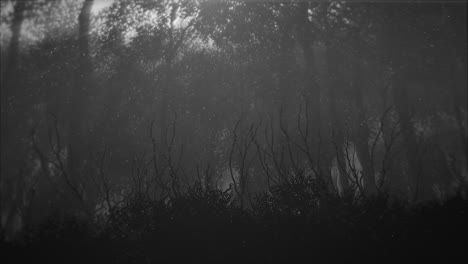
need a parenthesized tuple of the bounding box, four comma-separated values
(91, 0, 115, 14)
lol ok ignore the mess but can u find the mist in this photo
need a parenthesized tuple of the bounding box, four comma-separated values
(1, 0, 467, 262)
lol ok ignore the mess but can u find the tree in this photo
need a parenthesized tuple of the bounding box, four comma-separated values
(66, 0, 94, 212)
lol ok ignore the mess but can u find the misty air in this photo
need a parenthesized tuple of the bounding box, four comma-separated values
(1, 0, 467, 263)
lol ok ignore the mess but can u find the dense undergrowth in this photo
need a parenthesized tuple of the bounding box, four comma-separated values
(2, 178, 468, 264)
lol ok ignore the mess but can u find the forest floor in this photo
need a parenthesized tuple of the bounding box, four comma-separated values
(2, 191, 468, 264)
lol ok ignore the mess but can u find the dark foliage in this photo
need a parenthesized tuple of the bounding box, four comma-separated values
(2, 180, 467, 264)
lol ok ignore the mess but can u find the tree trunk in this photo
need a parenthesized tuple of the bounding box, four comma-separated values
(379, 5, 423, 201)
(448, 55, 468, 176)
(350, 35, 376, 196)
(1, 0, 25, 97)
(278, 21, 295, 120)
(354, 75, 376, 196)
(296, 2, 323, 178)
(1, 0, 26, 182)
(391, 71, 422, 201)
(443, 5, 468, 172)
(326, 42, 350, 194)
(276, 22, 294, 184)
(67, 0, 94, 198)
(159, 3, 179, 154)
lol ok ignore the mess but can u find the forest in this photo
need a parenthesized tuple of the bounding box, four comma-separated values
(1, 0, 467, 262)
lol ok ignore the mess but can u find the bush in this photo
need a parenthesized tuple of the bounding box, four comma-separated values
(254, 173, 335, 219)
(4, 177, 468, 263)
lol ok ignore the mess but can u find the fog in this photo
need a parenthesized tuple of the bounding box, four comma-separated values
(1, 0, 467, 261)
